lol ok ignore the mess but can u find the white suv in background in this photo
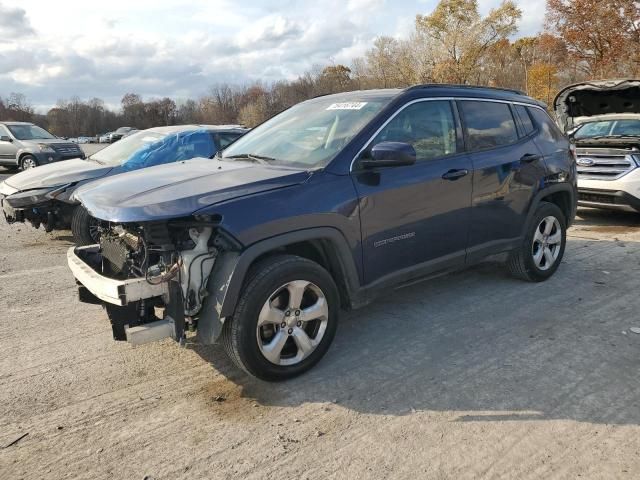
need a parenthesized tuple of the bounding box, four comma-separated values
(554, 80, 640, 213)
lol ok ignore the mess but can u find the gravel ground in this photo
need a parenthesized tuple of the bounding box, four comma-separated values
(0, 175, 639, 479)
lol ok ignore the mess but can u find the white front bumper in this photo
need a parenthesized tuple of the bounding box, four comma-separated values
(579, 167, 640, 197)
(67, 245, 169, 306)
(578, 168, 640, 210)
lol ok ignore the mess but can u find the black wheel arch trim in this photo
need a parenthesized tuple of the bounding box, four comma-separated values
(196, 227, 361, 345)
(523, 182, 577, 234)
(220, 227, 360, 318)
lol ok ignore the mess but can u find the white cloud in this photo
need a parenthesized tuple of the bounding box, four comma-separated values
(0, 0, 546, 110)
(0, 3, 34, 39)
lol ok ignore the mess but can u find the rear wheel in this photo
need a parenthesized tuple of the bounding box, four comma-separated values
(221, 255, 339, 381)
(508, 201, 566, 282)
(71, 205, 101, 246)
(20, 155, 38, 170)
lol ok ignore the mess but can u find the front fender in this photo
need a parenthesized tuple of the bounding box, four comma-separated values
(196, 227, 361, 345)
(16, 147, 47, 165)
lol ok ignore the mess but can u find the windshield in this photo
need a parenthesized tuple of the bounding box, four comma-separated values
(7, 124, 56, 140)
(221, 96, 393, 168)
(575, 119, 640, 139)
(91, 129, 216, 170)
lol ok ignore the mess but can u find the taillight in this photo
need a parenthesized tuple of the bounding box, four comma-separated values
(569, 144, 577, 163)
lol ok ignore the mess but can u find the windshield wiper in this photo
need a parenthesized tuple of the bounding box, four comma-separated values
(225, 153, 277, 165)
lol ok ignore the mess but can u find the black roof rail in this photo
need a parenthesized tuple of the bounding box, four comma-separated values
(406, 83, 527, 96)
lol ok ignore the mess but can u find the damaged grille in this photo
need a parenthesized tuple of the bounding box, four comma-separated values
(576, 147, 638, 180)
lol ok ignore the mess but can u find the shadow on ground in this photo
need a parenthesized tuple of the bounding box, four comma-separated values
(575, 207, 640, 229)
(194, 235, 640, 426)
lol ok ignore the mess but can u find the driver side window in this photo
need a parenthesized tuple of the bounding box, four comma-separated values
(372, 101, 458, 161)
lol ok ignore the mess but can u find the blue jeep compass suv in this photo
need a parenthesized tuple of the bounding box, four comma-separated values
(67, 85, 577, 380)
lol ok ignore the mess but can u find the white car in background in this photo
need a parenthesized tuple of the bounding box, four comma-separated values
(554, 79, 640, 213)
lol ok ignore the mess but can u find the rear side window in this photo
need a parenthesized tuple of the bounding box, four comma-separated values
(460, 101, 518, 150)
(514, 105, 535, 137)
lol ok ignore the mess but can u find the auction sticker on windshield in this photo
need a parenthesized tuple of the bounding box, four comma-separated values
(326, 102, 368, 110)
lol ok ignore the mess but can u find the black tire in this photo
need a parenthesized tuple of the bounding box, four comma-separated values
(508, 201, 567, 282)
(71, 205, 100, 246)
(20, 155, 38, 170)
(221, 254, 339, 381)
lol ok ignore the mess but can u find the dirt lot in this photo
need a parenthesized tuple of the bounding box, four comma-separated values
(1, 180, 640, 479)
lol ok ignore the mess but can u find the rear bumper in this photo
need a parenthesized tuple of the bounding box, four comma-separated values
(67, 245, 169, 306)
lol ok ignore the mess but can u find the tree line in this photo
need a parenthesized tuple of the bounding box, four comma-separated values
(2, 0, 638, 137)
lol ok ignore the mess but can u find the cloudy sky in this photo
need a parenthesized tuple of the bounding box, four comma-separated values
(0, 0, 546, 111)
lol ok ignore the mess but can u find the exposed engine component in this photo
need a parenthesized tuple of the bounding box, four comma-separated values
(100, 226, 146, 278)
(178, 227, 217, 316)
(97, 222, 218, 318)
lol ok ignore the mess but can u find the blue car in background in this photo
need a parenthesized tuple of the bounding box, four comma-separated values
(0, 124, 248, 244)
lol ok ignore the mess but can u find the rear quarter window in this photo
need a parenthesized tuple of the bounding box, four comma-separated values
(460, 101, 519, 151)
(528, 107, 566, 143)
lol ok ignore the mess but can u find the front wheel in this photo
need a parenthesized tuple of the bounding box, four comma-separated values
(508, 201, 567, 282)
(20, 155, 38, 170)
(221, 255, 339, 381)
(71, 205, 101, 246)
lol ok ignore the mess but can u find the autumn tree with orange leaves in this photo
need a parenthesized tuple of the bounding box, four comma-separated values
(546, 0, 640, 77)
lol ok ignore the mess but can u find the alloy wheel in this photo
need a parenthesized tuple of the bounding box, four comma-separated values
(256, 280, 329, 366)
(531, 215, 562, 271)
(22, 157, 37, 169)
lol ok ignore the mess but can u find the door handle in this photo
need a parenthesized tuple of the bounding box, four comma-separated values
(520, 153, 542, 163)
(442, 169, 469, 181)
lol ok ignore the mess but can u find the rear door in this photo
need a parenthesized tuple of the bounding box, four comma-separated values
(459, 100, 547, 261)
(352, 99, 473, 284)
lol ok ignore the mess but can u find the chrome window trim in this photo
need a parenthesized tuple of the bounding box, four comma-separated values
(349, 96, 546, 172)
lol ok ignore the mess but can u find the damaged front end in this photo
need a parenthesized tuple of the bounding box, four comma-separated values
(0, 183, 76, 232)
(68, 216, 241, 345)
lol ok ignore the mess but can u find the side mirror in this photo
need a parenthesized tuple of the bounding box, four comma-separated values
(359, 142, 417, 169)
(0, 135, 12, 143)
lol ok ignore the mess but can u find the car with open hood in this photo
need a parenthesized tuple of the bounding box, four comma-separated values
(0, 124, 247, 244)
(67, 85, 576, 381)
(554, 79, 640, 212)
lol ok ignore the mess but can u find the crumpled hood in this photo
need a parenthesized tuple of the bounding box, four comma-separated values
(4, 158, 113, 191)
(73, 158, 310, 223)
(554, 79, 640, 132)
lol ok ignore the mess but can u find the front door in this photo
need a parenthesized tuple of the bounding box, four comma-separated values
(351, 100, 473, 285)
(0, 125, 18, 164)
